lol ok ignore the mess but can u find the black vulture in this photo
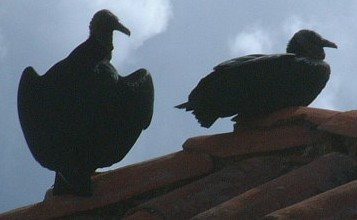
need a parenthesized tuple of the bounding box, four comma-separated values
(18, 10, 154, 196)
(176, 29, 337, 128)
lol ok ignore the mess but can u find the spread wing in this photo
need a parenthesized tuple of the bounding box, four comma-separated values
(81, 64, 155, 166)
(17, 67, 45, 164)
(18, 65, 88, 169)
(121, 68, 154, 130)
(94, 65, 154, 133)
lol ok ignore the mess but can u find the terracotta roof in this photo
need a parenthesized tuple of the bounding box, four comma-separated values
(1, 107, 356, 220)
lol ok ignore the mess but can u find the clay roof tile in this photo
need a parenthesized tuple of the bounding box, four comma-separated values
(1, 107, 356, 220)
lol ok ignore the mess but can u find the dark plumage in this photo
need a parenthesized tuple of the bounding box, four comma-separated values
(176, 29, 337, 128)
(18, 10, 154, 196)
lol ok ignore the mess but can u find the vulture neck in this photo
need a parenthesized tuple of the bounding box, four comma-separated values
(92, 31, 114, 55)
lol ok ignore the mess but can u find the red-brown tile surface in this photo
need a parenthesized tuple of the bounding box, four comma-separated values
(2, 107, 356, 220)
(122, 210, 163, 220)
(318, 110, 357, 137)
(92, 151, 213, 198)
(191, 153, 357, 220)
(286, 107, 339, 125)
(124, 156, 295, 220)
(263, 179, 357, 220)
(184, 125, 329, 158)
(236, 107, 340, 128)
(0, 151, 213, 220)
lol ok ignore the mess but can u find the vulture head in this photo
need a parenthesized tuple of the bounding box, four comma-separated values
(89, 9, 130, 53)
(287, 29, 337, 60)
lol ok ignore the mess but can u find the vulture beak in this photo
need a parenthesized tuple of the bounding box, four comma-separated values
(321, 38, 338, 49)
(115, 21, 131, 37)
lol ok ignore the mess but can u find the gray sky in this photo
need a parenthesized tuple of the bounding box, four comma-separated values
(0, 0, 355, 212)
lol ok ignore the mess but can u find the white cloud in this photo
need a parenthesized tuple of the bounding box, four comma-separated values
(282, 16, 306, 36)
(282, 15, 317, 38)
(229, 28, 272, 56)
(228, 15, 318, 58)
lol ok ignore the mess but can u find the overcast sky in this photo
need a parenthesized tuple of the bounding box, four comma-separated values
(0, 0, 355, 212)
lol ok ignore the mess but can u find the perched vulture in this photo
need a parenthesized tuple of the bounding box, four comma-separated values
(176, 29, 337, 128)
(18, 10, 154, 196)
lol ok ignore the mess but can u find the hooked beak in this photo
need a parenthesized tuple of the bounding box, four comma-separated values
(321, 38, 337, 49)
(115, 21, 131, 37)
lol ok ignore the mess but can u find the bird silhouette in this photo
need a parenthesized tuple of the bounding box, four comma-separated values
(176, 29, 337, 128)
(18, 9, 154, 196)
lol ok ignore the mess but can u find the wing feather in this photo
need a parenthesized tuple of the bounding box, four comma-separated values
(190, 54, 297, 103)
(186, 53, 301, 126)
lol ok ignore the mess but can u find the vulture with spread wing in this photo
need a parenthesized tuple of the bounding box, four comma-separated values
(18, 10, 154, 196)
